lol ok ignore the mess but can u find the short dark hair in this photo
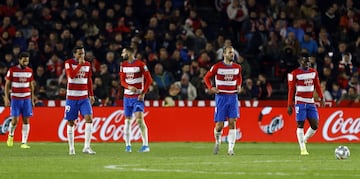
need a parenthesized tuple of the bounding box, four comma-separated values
(72, 46, 84, 53)
(19, 51, 30, 58)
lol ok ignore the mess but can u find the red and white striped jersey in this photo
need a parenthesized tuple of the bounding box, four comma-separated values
(288, 67, 323, 105)
(5, 65, 34, 99)
(119, 59, 152, 98)
(204, 61, 242, 94)
(64, 59, 94, 100)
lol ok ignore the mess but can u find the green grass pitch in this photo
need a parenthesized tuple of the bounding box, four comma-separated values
(0, 142, 358, 179)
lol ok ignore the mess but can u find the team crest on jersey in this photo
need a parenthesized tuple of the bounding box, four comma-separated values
(224, 74, 233, 81)
(304, 79, 313, 86)
(126, 73, 134, 79)
(19, 77, 27, 82)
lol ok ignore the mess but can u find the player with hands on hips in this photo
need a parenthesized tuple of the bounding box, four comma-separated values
(204, 46, 242, 155)
(287, 52, 325, 156)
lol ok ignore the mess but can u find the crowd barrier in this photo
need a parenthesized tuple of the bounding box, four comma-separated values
(0, 105, 358, 143)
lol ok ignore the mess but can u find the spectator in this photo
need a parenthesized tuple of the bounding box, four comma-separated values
(300, 32, 318, 56)
(314, 81, 333, 101)
(145, 81, 160, 100)
(256, 73, 272, 99)
(337, 86, 360, 105)
(226, 0, 248, 47)
(174, 73, 197, 100)
(152, 63, 175, 98)
(338, 52, 354, 77)
(239, 78, 260, 100)
(93, 76, 110, 106)
(34, 65, 48, 92)
(191, 67, 212, 100)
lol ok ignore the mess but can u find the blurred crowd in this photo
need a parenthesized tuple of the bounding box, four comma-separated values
(1, 0, 360, 106)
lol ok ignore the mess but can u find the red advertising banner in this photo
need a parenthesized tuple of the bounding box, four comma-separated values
(0, 107, 359, 143)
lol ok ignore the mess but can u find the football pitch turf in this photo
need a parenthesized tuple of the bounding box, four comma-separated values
(0, 142, 358, 179)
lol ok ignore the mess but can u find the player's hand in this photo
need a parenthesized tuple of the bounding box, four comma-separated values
(209, 87, 219, 94)
(237, 86, 242, 93)
(32, 97, 36, 107)
(128, 86, 137, 93)
(287, 106, 293, 115)
(320, 98, 325, 107)
(78, 57, 85, 64)
(4, 97, 10, 107)
(89, 96, 95, 105)
(138, 93, 145, 101)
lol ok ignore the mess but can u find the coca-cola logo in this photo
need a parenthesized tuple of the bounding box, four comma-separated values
(323, 110, 360, 141)
(58, 110, 148, 141)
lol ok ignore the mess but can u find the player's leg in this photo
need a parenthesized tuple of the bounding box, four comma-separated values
(80, 99, 95, 154)
(20, 99, 32, 148)
(304, 104, 319, 143)
(213, 94, 227, 154)
(123, 97, 134, 152)
(7, 99, 20, 147)
(226, 94, 239, 155)
(134, 100, 150, 152)
(64, 100, 79, 155)
(295, 104, 308, 155)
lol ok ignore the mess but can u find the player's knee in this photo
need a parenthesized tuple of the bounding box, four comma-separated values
(136, 118, 144, 126)
(297, 122, 304, 128)
(311, 125, 318, 130)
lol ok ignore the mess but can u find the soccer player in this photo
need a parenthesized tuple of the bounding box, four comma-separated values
(287, 52, 325, 155)
(204, 46, 242, 155)
(4, 52, 35, 149)
(64, 46, 96, 155)
(119, 47, 153, 153)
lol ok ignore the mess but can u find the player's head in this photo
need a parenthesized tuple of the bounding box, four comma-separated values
(18, 51, 30, 68)
(72, 46, 85, 60)
(223, 46, 235, 62)
(121, 47, 135, 61)
(298, 52, 310, 68)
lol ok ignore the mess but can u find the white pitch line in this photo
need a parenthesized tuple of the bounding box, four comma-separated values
(104, 163, 360, 177)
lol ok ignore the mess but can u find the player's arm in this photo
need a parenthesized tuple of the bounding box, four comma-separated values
(314, 71, 325, 107)
(287, 72, 296, 115)
(119, 65, 129, 89)
(142, 68, 153, 94)
(4, 78, 11, 107)
(237, 66, 243, 93)
(138, 67, 153, 100)
(4, 69, 12, 107)
(30, 80, 36, 106)
(204, 66, 218, 94)
(65, 61, 82, 79)
(87, 64, 95, 105)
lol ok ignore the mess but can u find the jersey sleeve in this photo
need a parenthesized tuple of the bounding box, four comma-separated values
(237, 65, 242, 87)
(119, 63, 129, 89)
(5, 68, 12, 81)
(287, 71, 295, 106)
(65, 60, 82, 79)
(204, 65, 216, 90)
(142, 64, 153, 94)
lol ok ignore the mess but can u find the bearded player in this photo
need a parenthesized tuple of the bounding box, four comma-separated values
(119, 47, 152, 153)
(204, 46, 242, 155)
